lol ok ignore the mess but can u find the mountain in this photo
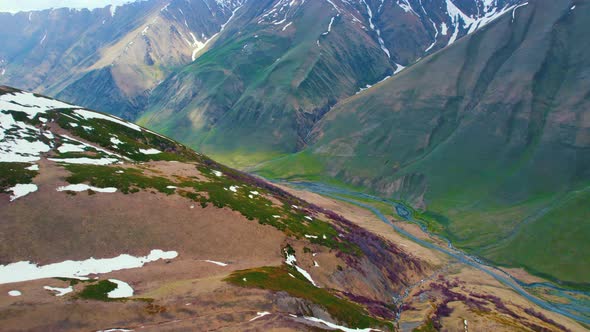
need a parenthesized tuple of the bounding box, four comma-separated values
(137, 0, 525, 166)
(0, 0, 245, 119)
(0, 0, 525, 166)
(257, 0, 590, 287)
(0, 86, 581, 331)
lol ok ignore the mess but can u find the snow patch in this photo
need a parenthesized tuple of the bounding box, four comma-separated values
(44, 285, 73, 297)
(73, 109, 142, 132)
(110, 136, 123, 145)
(303, 316, 380, 331)
(58, 143, 85, 153)
(49, 157, 119, 165)
(57, 184, 117, 193)
(0, 91, 77, 119)
(284, 250, 318, 287)
(0, 249, 178, 284)
(107, 279, 134, 298)
(139, 148, 161, 155)
(7, 184, 38, 201)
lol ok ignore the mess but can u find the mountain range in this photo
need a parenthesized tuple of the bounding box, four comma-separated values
(1, 0, 589, 329)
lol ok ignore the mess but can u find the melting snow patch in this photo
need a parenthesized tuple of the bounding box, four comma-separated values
(250, 191, 259, 195)
(7, 184, 38, 201)
(44, 285, 73, 297)
(0, 249, 178, 284)
(26, 164, 39, 171)
(57, 143, 85, 153)
(305, 235, 318, 239)
(249, 311, 271, 321)
(303, 316, 380, 332)
(57, 184, 117, 193)
(0, 112, 52, 162)
(314, 261, 319, 267)
(0, 91, 77, 119)
(139, 148, 161, 155)
(48, 157, 119, 165)
(305, 216, 313, 221)
(273, 215, 281, 218)
(202, 260, 228, 267)
(284, 249, 318, 287)
(8, 290, 21, 296)
(229, 185, 239, 193)
(110, 136, 123, 145)
(73, 109, 142, 132)
(97, 329, 133, 332)
(166, 186, 177, 189)
(212, 170, 223, 177)
(107, 279, 134, 298)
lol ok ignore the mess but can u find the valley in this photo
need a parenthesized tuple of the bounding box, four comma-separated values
(1, 0, 589, 330)
(0, 87, 586, 331)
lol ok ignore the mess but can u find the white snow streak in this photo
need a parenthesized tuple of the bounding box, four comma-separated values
(202, 260, 228, 267)
(284, 250, 317, 287)
(303, 316, 380, 332)
(44, 285, 74, 296)
(139, 148, 161, 155)
(56, 184, 117, 193)
(249, 311, 271, 321)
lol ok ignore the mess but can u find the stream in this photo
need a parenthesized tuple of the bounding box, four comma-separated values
(286, 181, 590, 325)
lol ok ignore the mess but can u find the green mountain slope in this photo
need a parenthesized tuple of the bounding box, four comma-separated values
(137, 0, 393, 166)
(136, 0, 526, 167)
(259, 0, 590, 286)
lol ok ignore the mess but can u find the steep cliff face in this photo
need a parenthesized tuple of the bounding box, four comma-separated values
(267, 0, 589, 285)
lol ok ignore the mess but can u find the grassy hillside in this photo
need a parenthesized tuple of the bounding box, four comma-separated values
(0, 86, 433, 331)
